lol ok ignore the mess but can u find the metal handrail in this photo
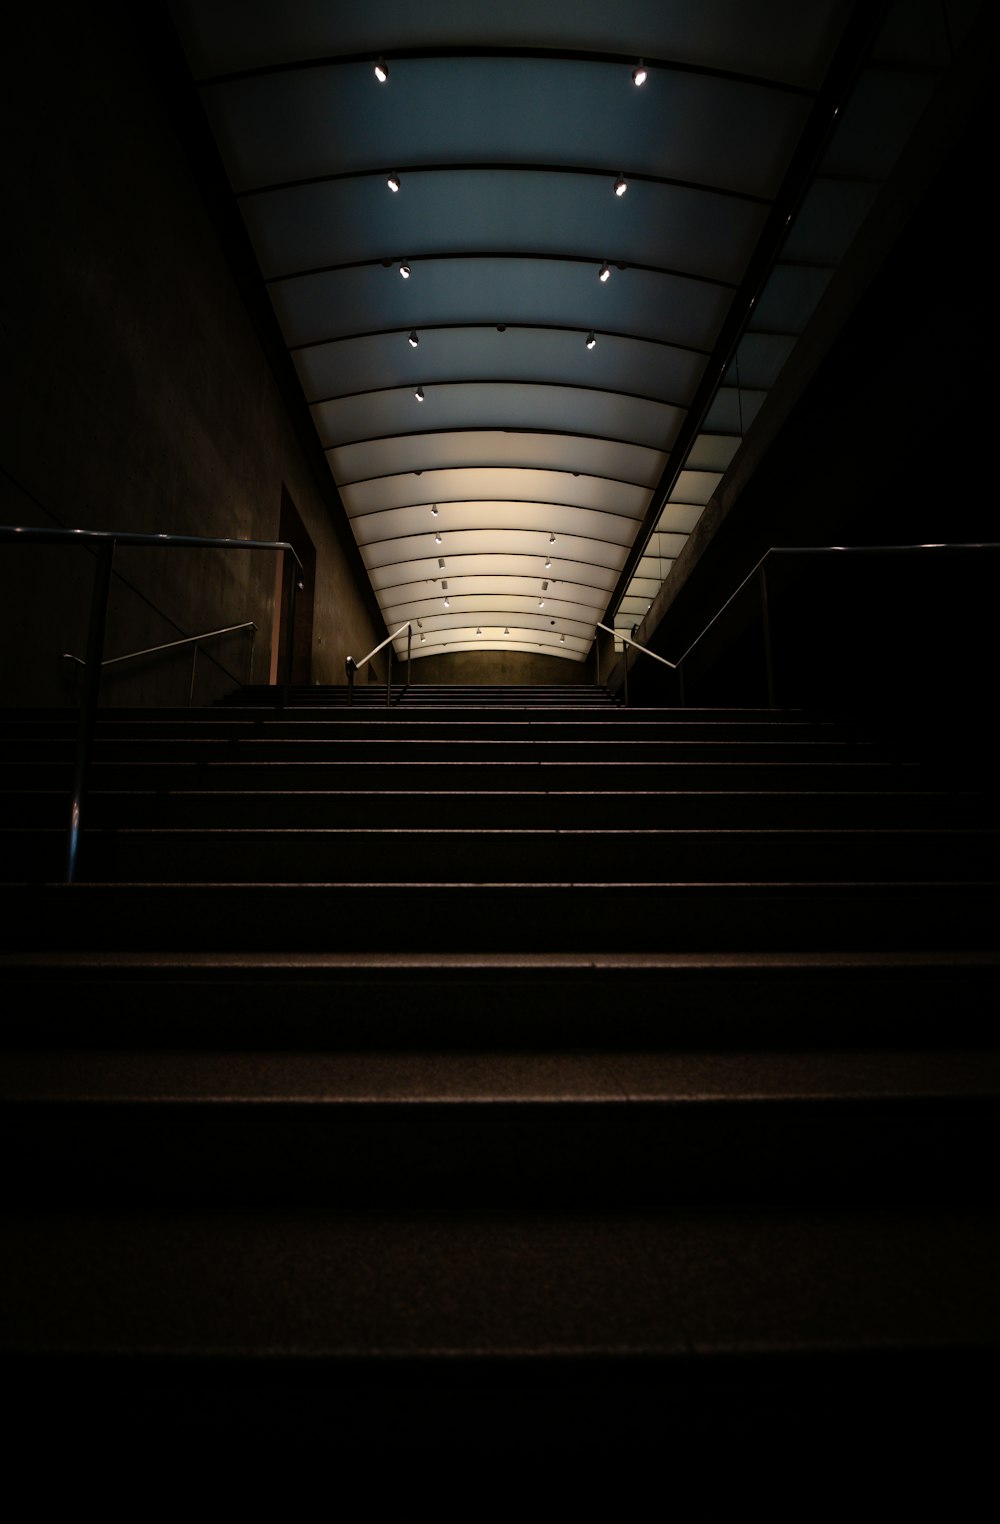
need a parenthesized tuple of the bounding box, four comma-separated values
(0, 523, 303, 882)
(62, 621, 257, 703)
(602, 540, 1000, 706)
(345, 622, 412, 706)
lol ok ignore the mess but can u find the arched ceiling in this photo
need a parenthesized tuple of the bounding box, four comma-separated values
(166, 0, 967, 664)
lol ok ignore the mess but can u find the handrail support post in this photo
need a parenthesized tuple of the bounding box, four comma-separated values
(282, 548, 298, 707)
(67, 538, 115, 884)
(760, 566, 776, 708)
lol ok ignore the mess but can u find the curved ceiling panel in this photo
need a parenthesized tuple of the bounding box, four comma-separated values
(341, 468, 652, 518)
(167, 0, 873, 662)
(294, 328, 707, 408)
(243, 170, 768, 285)
(328, 432, 667, 489)
(175, 1, 854, 92)
(315, 384, 681, 452)
(205, 60, 813, 198)
(351, 501, 641, 547)
(361, 529, 629, 572)
(270, 258, 734, 351)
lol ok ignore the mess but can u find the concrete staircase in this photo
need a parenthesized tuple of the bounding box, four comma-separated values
(2, 686, 998, 1478)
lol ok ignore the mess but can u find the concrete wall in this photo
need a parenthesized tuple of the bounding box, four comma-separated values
(1, 5, 382, 706)
(409, 651, 593, 685)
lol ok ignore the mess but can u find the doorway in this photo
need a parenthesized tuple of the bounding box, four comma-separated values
(270, 486, 316, 686)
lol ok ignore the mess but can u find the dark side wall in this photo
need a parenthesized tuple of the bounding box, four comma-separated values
(618, 61, 996, 715)
(1, 4, 384, 706)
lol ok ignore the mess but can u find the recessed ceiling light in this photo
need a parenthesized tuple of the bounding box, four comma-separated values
(415, 385, 424, 401)
(599, 262, 611, 283)
(632, 60, 647, 87)
(374, 57, 388, 83)
(585, 331, 596, 350)
(496, 323, 506, 332)
(387, 173, 401, 192)
(399, 263, 411, 279)
(614, 174, 627, 197)
(407, 329, 418, 347)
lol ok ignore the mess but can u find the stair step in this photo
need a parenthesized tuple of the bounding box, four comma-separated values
(4, 1205, 996, 1357)
(3, 880, 997, 952)
(4, 788, 990, 830)
(1, 949, 996, 1047)
(5, 1048, 997, 1208)
(5, 824, 999, 884)
(0, 759, 945, 792)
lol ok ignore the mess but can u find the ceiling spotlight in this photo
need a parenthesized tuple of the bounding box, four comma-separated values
(430, 505, 438, 515)
(476, 626, 482, 635)
(374, 57, 388, 83)
(417, 619, 423, 627)
(538, 599, 545, 608)
(585, 331, 596, 350)
(548, 533, 556, 544)
(541, 580, 548, 591)
(435, 532, 442, 544)
(387, 173, 401, 192)
(399, 263, 411, 279)
(438, 558, 445, 569)
(420, 634, 425, 642)
(504, 626, 509, 636)
(560, 634, 566, 643)
(614, 174, 628, 197)
(632, 60, 647, 87)
(545, 558, 551, 569)
(407, 329, 418, 347)
(415, 385, 424, 401)
(599, 262, 611, 283)
(496, 323, 506, 332)
(444, 598, 450, 608)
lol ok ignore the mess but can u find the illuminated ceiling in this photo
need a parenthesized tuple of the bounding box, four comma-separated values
(167, 0, 974, 663)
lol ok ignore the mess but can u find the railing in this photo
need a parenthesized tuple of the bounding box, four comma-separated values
(595, 623, 675, 708)
(0, 524, 303, 882)
(62, 621, 257, 704)
(345, 622, 412, 706)
(601, 541, 1000, 707)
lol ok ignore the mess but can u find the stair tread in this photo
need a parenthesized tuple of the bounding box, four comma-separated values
(5, 1048, 998, 1102)
(3, 1205, 997, 1358)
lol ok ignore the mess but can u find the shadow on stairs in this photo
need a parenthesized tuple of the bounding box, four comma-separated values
(1, 686, 998, 1491)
